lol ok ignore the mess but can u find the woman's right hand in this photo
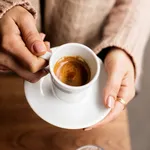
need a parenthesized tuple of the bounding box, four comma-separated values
(0, 6, 50, 82)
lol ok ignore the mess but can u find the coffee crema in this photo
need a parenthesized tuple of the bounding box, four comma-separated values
(54, 56, 91, 86)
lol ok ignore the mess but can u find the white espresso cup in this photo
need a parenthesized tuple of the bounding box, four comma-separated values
(41, 43, 100, 103)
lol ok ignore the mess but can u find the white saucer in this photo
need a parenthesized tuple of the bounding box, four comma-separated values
(24, 48, 111, 129)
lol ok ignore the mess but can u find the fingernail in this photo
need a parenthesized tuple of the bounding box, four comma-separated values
(33, 41, 46, 53)
(107, 96, 115, 108)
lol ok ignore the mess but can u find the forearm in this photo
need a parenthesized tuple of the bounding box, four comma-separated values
(94, 0, 150, 78)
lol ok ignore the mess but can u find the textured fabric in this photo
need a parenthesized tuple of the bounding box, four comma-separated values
(0, 0, 36, 18)
(0, 0, 150, 79)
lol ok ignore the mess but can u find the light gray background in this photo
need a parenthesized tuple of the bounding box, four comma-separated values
(128, 38, 150, 150)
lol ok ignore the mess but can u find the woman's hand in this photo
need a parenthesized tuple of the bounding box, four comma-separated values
(86, 48, 135, 130)
(0, 6, 50, 82)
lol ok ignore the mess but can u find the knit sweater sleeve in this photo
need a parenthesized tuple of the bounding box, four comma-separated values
(94, 0, 150, 79)
(0, 0, 36, 19)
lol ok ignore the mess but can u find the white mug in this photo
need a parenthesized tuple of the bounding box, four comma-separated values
(41, 43, 100, 103)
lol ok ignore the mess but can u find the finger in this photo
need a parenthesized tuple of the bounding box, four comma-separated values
(39, 34, 50, 52)
(16, 12, 47, 56)
(117, 75, 135, 103)
(18, 68, 48, 83)
(1, 34, 47, 73)
(11, 60, 48, 82)
(40, 33, 46, 41)
(86, 76, 135, 130)
(85, 87, 128, 130)
(1, 17, 48, 73)
(0, 52, 48, 82)
(0, 65, 10, 71)
(103, 70, 124, 108)
(92, 87, 130, 128)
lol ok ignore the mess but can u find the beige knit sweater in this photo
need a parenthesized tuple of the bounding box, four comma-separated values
(0, 0, 150, 78)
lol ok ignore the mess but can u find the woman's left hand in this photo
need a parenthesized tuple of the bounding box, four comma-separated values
(85, 48, 136, 130)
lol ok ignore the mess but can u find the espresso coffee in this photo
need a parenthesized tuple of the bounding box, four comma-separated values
(54, 56, 91, 86)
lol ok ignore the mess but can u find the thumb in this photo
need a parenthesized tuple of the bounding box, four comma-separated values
(17, 13, 47, 56)
(104, 69, 124, 109)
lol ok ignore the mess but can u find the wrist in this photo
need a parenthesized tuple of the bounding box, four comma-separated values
(98, 47, 132, 64)
(103, 47, 136, 79)
(97, 47, 111, 62)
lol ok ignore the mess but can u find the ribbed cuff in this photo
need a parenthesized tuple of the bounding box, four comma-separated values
(94, 38, 137, 80)
(0, 0, 36, 19)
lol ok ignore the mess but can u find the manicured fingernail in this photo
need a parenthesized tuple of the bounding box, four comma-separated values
(33, 41, 46, 53)
(107, 96, 115, 108)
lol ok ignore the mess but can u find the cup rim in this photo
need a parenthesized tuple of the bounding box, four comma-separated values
(49, 43, 100, 91)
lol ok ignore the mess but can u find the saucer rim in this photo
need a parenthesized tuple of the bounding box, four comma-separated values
(24, 75, 111, 129)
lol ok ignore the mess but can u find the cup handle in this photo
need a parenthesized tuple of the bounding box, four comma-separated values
(40, 51, 52, 61)
(40, 51, 52, 72)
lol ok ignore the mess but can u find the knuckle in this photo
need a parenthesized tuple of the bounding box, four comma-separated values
(16, 6, 33, 20)
(25, 31, 39, 44)
(16, 11, 34, 27)
(28, 58, 46, 74)
(1, 35, 17, 52)
(103, 89, 118, 101)
(7, 6, 33, 23)
(111, 85, 120, 94)
(22, 12, 33, 22)
(20, 12, 34, 25)
(104, 83, 119, 95)
(28, 61, 39, 73)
